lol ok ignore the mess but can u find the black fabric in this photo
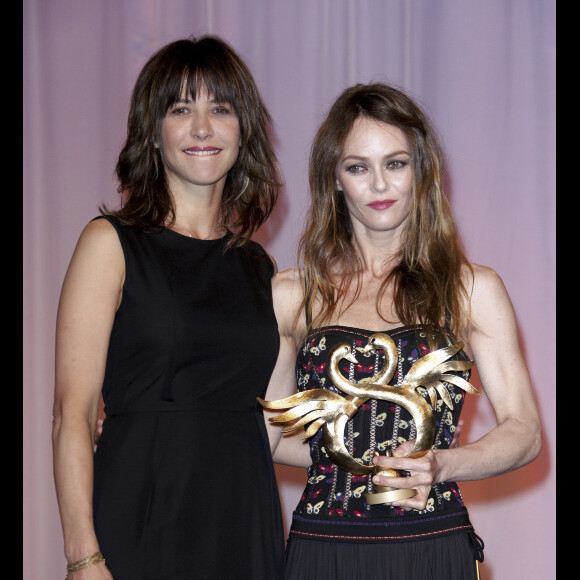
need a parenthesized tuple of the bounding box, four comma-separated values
(92, 216, 284, 579)
(290, 510, 475, 543)
(285, 533, 481, 580)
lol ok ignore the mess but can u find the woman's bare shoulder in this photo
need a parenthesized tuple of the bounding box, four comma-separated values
(66, 217, 124, 284)
(77, 216, 120, 246)
(460, 262, 516, 342)
(463, 262, 507, 298)
(272, 268, 305, 339)
(273, 267, 303, 295)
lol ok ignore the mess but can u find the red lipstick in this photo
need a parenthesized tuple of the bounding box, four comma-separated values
(367, 200, 396, 210)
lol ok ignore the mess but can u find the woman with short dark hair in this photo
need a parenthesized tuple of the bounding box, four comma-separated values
(53, 36, 285, 579)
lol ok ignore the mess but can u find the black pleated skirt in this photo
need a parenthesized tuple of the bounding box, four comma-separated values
(284, 531, 482, 580)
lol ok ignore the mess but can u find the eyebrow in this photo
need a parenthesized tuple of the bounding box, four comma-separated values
(341, 150, 410, 162)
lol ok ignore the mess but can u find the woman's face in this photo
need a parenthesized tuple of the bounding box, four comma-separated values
(335, 117, 414, 240)
(157, 88, 241, 195)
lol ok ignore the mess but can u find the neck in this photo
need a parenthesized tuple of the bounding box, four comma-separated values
(350, 233, 400, 278)
(170, 213, 226, 240)
(169, 184, 226, 240)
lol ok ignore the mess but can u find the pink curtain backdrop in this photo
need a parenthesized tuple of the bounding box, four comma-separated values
(23, 1, 555, 578)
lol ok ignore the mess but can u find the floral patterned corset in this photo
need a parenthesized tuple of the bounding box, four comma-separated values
(292, 325, 473, 527)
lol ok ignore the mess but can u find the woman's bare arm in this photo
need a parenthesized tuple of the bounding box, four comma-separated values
(434, 264, 542, 480)
(262, 269, 311, 468)
(52, 219, 123, 576)
(373, 264, 541, 509)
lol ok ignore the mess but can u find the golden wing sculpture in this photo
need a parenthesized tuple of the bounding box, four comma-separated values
(259, 333, 481, 499)
(259, 336, 397, 475)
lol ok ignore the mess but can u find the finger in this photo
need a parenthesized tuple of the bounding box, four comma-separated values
(373, 454, 428, 473)
(392, 498, 426, 511)
(391, 488, 432, 510)
(372, 456, 405, 473)
(392, 439, 416, 457)
(372, 473, 414, 489)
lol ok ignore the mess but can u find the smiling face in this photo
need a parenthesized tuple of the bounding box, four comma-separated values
(157, 88, 241, 196)
(335, 116, 414, 241)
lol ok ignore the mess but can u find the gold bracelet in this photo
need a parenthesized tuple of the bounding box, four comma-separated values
(65, 551, 106, 577)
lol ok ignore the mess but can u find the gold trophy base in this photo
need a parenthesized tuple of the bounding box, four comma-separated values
(365, 485, 416, 505)
(365, 451, 416, 505)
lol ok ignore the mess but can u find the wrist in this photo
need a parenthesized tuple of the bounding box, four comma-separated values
(431, 448, 449, 484)
(64, 539, 101, 564)
(66, 551, 106, 578)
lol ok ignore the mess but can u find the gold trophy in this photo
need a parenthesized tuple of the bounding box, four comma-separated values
(259, 333, 480, 505)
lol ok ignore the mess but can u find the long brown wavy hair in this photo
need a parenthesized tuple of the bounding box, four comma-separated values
(298, 83, 472, 342)
(103, 35, 281, 247)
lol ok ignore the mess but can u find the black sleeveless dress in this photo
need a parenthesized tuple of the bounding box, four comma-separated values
(284, 325, 483, 580)
(92, 216, 285, 579)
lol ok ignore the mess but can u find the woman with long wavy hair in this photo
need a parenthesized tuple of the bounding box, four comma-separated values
(262, 83, 541, 579)
(53, 36, 285, 579)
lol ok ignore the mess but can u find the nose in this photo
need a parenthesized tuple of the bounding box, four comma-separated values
(372, 168, 388, 193)
(190, 112, 213, 139)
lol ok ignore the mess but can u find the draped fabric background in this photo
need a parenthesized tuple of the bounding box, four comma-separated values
(23, 1, 555, 578)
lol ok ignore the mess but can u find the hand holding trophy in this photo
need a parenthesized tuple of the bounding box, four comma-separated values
(259, 333, 480, 505)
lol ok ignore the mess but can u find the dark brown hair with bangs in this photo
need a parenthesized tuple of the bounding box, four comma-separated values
(103, 35, 281, 246)
(298, 83, 473, 343)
